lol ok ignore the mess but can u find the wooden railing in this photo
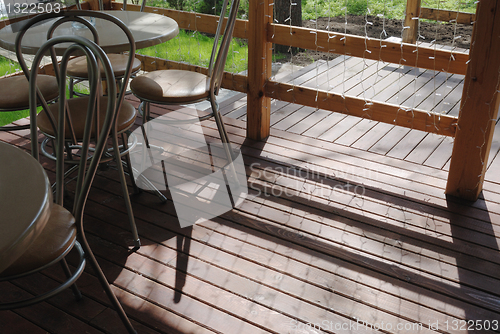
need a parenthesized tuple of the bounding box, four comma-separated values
(112, 2, 498, 201)
(402, 0, 476, 44)
(119, 1, 467, 139)
(1, 1, 496, 201)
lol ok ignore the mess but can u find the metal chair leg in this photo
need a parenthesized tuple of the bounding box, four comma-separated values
(77, 233, 137, 334)
(121, 132, 140, 195)
(59, 258, 82, 300)
(112, 130, 140, 249)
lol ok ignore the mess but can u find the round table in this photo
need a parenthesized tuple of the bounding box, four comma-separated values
(0, 10, 179, 55)
(0, 142, 52, 274)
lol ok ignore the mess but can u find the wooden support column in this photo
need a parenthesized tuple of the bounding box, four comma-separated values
(402, 0, 421, 44)
(446, 1, 500, 201)
(246, 0, 272, 140)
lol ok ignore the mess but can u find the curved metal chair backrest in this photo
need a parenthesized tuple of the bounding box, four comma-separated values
(208, 0, 241, 96)
(15, 10, 136, 159)
(18, 13, 137, 334)
(28, 34, 115, 211)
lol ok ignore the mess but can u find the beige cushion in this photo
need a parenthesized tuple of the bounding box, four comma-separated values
(130, 69, 209, 104)
(0, 75, 59, 110)
(66, 54, 141, 78)
(37, 96, 137, 138)
(0, 204, 76, 278)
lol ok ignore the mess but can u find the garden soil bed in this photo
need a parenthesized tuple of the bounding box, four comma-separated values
(287, 14, 473, 66)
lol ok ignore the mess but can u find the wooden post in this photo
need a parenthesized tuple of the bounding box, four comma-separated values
(246, 0, 272, 140)
(446, 1, 500, 201)
(402, 0, 421, 44)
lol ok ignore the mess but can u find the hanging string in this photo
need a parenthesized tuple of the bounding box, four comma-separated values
(371, 0, 387, 102)
(341, 0, 348, 100)
(361, 0, 374, 116)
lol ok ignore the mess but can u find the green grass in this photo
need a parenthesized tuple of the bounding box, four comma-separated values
(301, 0, 477, 20)
(136, 29, 248, 74)
(0, 56, 28, 127)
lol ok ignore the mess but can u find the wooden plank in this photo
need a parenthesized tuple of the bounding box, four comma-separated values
(283, 58, 337, 86)
(246, 0, 272, 140)
(265, 81, 458, 137)
(351, 122, 394, 151)
(268, 24, 469, 75)
(386, 129, 428, 159)
(385, 68, 435, 106)
(341, 59, 389, 97)
(302, 111, 348, 138)
(402, 0, 422, 44)
(419, 74, 464, 114)
(273, 59, 327, 83)
(268, 100, 301, 126)
(420, 7, 476, 25)
(0, 283, 105, 334)
(405, 133, 445, 164)
(423, 135, 454, 169)
(335, 118, 378, 146)
(446, 1, 500, 200)
(286, 108, 331, 135)
(272, 105, 317, 131)
(326, 59, 381, 94)
(310, 56, 366, 92)
(82, 171, 500, 332)
(196, 115, 500, 232)
(397, 71, 453, 110)
(318, 114, 361, 142)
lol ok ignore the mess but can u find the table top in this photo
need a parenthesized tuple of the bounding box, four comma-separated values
(0, 10, 179, 55)
(0, 141, 52, 274)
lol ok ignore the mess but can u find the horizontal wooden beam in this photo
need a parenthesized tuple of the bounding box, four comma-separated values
(268, 23, 468, 75)
(420, 7, 475, 25)
(112, 3, 248, 40)
(265, 81, 457, 137)
(134, 54, 247, 93)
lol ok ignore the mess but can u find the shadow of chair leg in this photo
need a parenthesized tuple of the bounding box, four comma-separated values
(174, 226, 192, 303)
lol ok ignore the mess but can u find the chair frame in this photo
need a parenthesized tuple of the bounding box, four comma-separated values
(135, 0, 241, 167)
(9, 11, 137, 334)
(15, 10, 141, 249)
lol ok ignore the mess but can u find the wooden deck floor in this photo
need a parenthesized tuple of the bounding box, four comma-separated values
(1, 56, 500, 334)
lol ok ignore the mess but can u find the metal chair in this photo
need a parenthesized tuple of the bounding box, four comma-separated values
(130, 0, 240, 162)
(67, 0, 146, 97)
(15, 10, 141, 249)
(1, 13, 137, 334)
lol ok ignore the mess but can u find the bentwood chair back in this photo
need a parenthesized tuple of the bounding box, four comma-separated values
(15, 10, 141, 249)
(16, 11, 140, 249)
(1, 13, 137, 333)
(69, 0, 146, 97)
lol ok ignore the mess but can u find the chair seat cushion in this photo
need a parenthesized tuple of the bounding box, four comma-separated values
(130, 69, 209, 104)
(0, 204, 76, 278)
(0, 75, 59, 110)
(37, 96, 137, 138)
(67, 54, 142, 79)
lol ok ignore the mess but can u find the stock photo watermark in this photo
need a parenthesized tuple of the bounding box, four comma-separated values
(129, 109, 248, 228)
(289, 318, 499, 333)
(247, 162, 367, 199)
